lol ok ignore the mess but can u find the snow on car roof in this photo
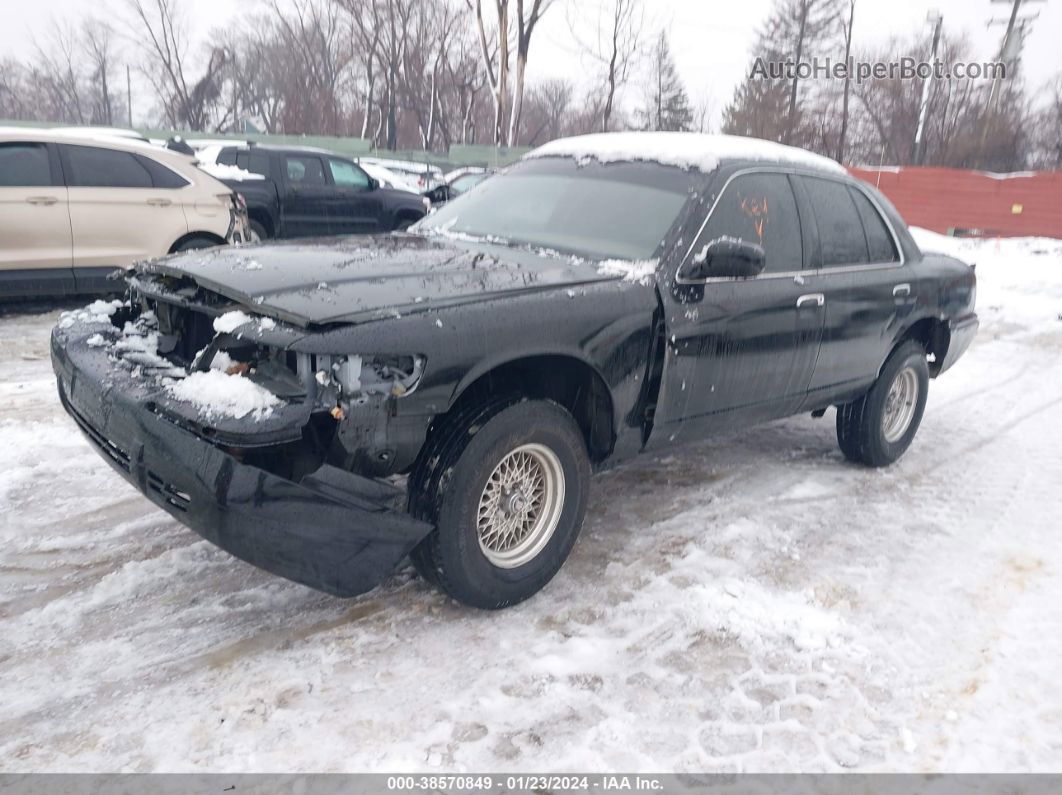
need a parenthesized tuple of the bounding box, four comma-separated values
(526, 132, 846, 175)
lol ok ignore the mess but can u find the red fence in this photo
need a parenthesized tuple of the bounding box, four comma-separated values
(847, 166, 1062, 239)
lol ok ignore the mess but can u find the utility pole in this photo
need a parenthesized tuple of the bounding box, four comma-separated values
(977, 0, 1043, 164)
(913, 10, 943, 165)
(836, 0, 856, 164)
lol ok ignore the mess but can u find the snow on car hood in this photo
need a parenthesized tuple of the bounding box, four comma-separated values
(138, 234, 633, 327)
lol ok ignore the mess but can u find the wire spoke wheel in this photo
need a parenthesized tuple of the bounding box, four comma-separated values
(476, 442, 565, 569)
(882, 366, 920, 443)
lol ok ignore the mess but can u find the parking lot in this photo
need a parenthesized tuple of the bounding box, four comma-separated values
(1, 231, 1061, 772)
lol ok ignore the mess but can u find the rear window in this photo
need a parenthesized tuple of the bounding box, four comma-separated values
(849, 187, 899, 263)
(236, 151, 270, 177)
(138, 155, 189, 189)
(0, 142, 53, 187)
(65, 145, 153, 189)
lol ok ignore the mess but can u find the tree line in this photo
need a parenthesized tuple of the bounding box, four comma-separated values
(0, 0, 1058, 170)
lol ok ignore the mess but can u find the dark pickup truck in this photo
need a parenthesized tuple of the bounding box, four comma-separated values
(209, 144, 429, 240)
(53, 133, 977, 609)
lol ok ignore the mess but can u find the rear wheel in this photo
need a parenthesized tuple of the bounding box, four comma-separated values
(173, 235, 219, 252)
(248, 220, 268, 242)
(409, 398, 590, 609)
(836, 340, 929, 467)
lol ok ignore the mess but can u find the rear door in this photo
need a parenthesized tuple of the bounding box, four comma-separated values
(62, 143, 189, 269)
(281, 154, 334, 238)
(651, 169, 824, 443)
(325, 157, 383, 234)
(795, 175, 911, 406)
(0, 140, 74, 291)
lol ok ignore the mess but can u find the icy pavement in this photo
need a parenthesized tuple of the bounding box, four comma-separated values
(1, 232, 1061, 772)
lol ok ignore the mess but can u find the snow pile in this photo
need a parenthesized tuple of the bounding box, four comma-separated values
(165, 370, 280, 420)
(196, 162, 264, 182)
(57, 299, 125, 329)
(213, 310, 254, 334)
(527, 132, 847, 174)
(597, 258, 659, 285)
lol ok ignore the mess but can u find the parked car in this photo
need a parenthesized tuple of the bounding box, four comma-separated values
(423, 169, 492, 206)
(50, 126, 153, 144)
(52, 132, 978, 609)
(359, 162, 420, 193)
(198, 144, 429, 240)
(0, 128, 248, 299)
(358, 156, 444, 191)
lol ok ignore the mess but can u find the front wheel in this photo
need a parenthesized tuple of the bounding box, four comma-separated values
(409, 399, 590, 609)
(836, 340, 930, 467)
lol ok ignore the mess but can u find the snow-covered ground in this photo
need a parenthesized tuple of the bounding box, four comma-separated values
(1, 231, 1061, 772)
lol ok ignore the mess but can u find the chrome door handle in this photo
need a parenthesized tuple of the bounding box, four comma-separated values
(893, 283, 911, 297)
(796, 293, 825, 308)
(146, 198, 173, 207)
(26, 196, 58, 205)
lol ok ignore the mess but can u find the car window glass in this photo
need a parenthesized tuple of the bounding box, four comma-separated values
(693, 172, 803, 274)
(138, 155, 189, 189)
(236, 151, 269, 176)
(286, 156, 326, 185)
(0, 143, 53, 187)
(328, 158, 370, 188)
(848, 187, 899, 263)
(802, 176, 869, 266)
(451, 174, 483, 194)
(66, 145, 153, 188)
(217, 150, 238, 166)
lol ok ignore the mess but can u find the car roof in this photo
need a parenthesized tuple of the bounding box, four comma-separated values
(0, 126, 224, 184)
(526, 132, 847, 177)
(216, 142, 340, 157)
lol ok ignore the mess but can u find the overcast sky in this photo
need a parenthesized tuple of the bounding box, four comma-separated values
(4, 0, 1060, 128)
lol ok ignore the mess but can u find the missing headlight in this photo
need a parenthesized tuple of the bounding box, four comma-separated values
(320, 354, 425, 400)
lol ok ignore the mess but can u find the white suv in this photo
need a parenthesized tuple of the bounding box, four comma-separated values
(0, 128, 249, 298)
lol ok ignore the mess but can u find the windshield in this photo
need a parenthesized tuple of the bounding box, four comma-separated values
(414, 158, 701, 260)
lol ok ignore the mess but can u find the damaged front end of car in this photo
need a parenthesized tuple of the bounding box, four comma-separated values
(50, 272, 434, 597)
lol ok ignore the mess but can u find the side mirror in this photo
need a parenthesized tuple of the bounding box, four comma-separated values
(367, 177, 379, 190)
(681, 238, 766, 281)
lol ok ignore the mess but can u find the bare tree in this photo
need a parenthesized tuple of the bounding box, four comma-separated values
(270, 0, 350, 135)
(508, 0, 551, 144)
(1030, 75, 1062, 169)
(337, 0, 384, 140)
(521, 77, 573, 144)
(469, 0, 510, 146)
(125, 0, 229, 130)
(567, 0, 643, 132)
(33, 21, 89, 124)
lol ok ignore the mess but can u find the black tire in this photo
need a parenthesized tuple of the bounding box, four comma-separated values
(248, 219, 269, 242)
(836, 340, 930, 467)
(408, 398, 590, 609)
(393, 215, 419, 231)
(174, 236, 219, 252)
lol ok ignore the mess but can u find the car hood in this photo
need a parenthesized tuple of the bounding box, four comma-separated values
(139, 233, 630, 327)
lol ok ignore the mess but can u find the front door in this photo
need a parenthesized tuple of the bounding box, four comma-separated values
(650, 170, 824, 445)
(0, 141, 74, 290)
(326, 157, 383, 234)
